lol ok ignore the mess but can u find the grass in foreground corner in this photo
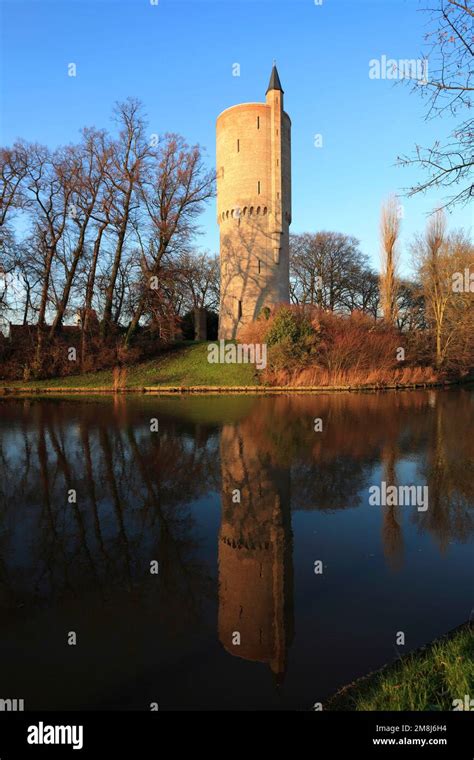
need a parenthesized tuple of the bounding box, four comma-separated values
(326, 624, 474, 711)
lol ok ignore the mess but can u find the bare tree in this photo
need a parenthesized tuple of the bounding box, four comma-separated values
(175, 250, 219, 314)
(124, 135, 215, 344)
(101, 99, 151, 336)
(0, 142, 29, 321)
(421, 210, 447, 366)
(379, 196, 401, 324)
(0, 98, 216, 376)
(24, 144, 73, 366)
(290, 231, 373, 313)
(0, 141, 29, 227)
(411, 211, 473, 368)
(396, 280, 426, 332)
(49, 129, 112, 337)
(398, 0, 474, 208)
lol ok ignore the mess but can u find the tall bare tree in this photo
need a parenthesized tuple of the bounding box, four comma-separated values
(0, 142, 29, 320)
(379, 196, 401, 324)
(421, 210, 447, 367)
(124, 135, 215, 344)
(414, 212, 473, 368)
(101, 99, 151, 336)
(49, 129, 111, 337)
(24, 144, 73, 366)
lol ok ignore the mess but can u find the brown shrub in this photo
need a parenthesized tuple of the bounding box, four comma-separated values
(0, 324, 168, 380)
(238, 309, 277, 345)
(239, 305, 445, 387)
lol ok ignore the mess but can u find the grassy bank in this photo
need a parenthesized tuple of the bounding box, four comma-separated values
(326, 622, 474, 711)
(1, 342, 259, 390)
(1, 341, 471, 394)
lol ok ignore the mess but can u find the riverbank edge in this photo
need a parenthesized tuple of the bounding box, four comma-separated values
(324, 620, 473, 711)
(0, 377, 472, 395)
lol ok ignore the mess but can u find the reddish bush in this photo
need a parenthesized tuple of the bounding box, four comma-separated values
(0, 325, 168, 380)
(238, 305, 445, 387)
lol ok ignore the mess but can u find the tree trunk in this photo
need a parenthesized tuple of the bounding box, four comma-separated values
(101, 186, 133, 337)
(81, 222, 107, 367)
(49, 224, 88, 339)
(35, 248, 55, 370)
(124, 290, 146, 346)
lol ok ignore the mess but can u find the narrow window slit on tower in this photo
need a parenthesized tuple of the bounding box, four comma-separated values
(257, 180, 261, 194)
(257, 116, 260, 129)
(237, 139, 240, 152)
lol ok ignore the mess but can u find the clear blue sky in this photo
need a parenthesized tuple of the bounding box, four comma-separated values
(0, 0, 471, 274)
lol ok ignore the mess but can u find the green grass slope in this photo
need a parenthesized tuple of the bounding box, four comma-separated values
(4, 342, 259, 389)
(326, 623, 474, 711)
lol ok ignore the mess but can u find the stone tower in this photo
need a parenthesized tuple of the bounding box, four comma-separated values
(216, 65, 292, 339)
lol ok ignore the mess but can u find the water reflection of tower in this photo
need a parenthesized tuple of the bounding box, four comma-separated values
(218, 423, 293, 682)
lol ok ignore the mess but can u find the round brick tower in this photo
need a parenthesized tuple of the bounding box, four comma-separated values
(216, 66, 292, 339)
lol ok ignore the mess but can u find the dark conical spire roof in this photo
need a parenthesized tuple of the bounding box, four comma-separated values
(266, 64, 284, 94)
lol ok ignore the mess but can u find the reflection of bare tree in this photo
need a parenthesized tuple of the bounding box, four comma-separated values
(80, 423, 109, 594)
(381, 442, 404, 572)
(415, 390, 474, 551)
(0, 398, 219, 631)
(381, 505, 404, 572)
(99, 426, 133, 589)
(217, 391, 473, 576)
(125, 425, 213, 623)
